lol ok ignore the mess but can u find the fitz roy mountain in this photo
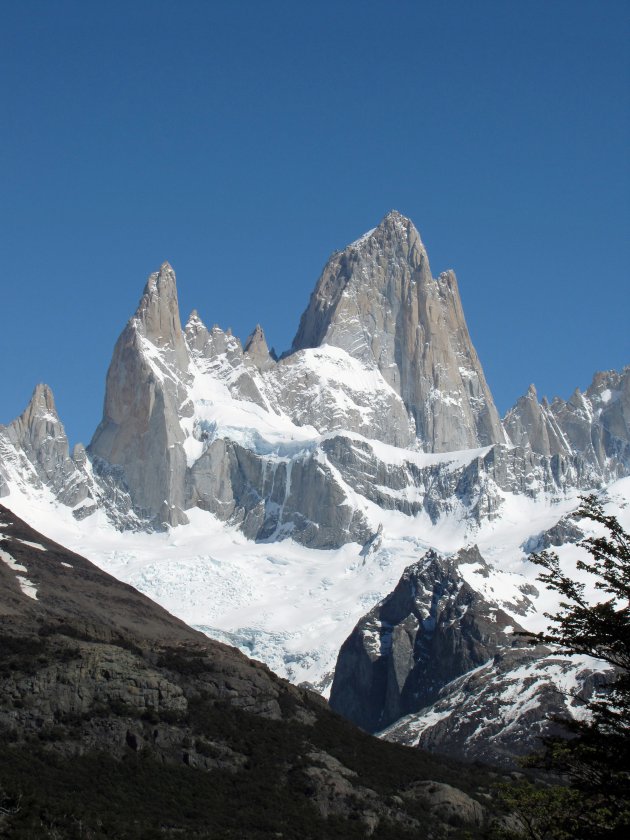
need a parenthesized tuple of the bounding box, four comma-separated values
(1, 210, 629, 769)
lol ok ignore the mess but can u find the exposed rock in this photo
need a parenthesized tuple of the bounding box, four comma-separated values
(403, 780, 486, 828)
(329, 547, 528, 732)
(186, 437, 371, 548)
(292, 210, 507, 452)
(185, 312, 271, 409)
(522, 513, 585, 554)
(383, 648, 610, 769)
(244, 324, 276, 371)
(504, 384, 571, 458)
(0, 384, 89, 507)
(505, 367, 630, 477)
(89, 263, 191, 527)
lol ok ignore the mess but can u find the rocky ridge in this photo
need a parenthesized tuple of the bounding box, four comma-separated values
(505, 367, 630, 478)
(329, 545, 610, 768)
(2, 212, 627, 541)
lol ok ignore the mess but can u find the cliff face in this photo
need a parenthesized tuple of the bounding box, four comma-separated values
(292, 211, 507, 451)
(329, 547, 528, 733)
(505, 366, 630, 477)
(89, 262, 192, 527)
(329, 545, 610, 768)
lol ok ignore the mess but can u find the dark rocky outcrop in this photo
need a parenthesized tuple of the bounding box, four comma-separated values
(383, 647, 610, 769)
(330, 545, 611, 769)
(329, 547, 528, 732)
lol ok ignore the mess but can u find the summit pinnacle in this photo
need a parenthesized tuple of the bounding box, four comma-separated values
(292, 211, 506, 451)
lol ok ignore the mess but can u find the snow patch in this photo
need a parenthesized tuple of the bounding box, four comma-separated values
(0, 547, 38, 599)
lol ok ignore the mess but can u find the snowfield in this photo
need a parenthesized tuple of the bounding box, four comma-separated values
(5, 458, 628, 695)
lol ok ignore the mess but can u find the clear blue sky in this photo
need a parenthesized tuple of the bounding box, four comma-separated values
(1, 0, 628, 446)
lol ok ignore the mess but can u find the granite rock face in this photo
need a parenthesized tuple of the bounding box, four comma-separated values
(505, 366, 630, 477)
(503, 384, 571, 458)
(329, 547, 529, 732)
(90, 263, 192, 528)
(244, 324, 276, 371)
(0, 384, 89, 507)
(185, 437, 372, 549)
(292, 211, 507, 452)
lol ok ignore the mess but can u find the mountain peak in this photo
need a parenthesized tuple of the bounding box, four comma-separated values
(141, 261, 177, 304)
(29, 382, 57, 416)
(378, 208, 412, 231)
(292, 212, 504, 451)
(132, 263, 188, 366)
(244, 324, 274, 370)
(346, 210, 424, 256)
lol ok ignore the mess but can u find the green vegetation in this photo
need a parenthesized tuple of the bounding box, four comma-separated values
(498, 495, 630, 838)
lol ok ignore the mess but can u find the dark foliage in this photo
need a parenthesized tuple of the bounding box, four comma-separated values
(501, 495, 630, 838)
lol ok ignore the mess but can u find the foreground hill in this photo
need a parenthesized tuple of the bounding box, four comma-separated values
(0, 503, 508, 839)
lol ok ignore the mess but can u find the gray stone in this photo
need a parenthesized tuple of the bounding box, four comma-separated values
(505, 367, 630, 477)
(0, 384, 90, 507)
(292, 210, 507, 452)
(329, 546, 528, 732)
(383, 647, 610, 769)
(89, 263, 191, 527)
(244, 324, 276, 371)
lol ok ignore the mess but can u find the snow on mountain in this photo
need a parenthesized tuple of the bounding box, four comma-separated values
(1, 210, 628, 765)
(380, 651, 611, 767)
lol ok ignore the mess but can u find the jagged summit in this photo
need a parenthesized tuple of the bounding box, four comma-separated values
(244, 324, 275, 371)
(347, 210, 424, 252)
(0, 383, 90, 508)
(89, 262, 191, 528)
(505, 366, 630, 473)
(132, 262, 189, 369)
(292, 212, 505, 451)
(24, 382, 57, 416)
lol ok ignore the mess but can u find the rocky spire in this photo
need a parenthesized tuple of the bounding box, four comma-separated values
(133, 261, 189, 372)
(503, 384, 571, 457)
(292, 210, 506, 452)
(90, 263, 191, 528)
(1, 384, 89, 506)
(244, 324, 275, 371)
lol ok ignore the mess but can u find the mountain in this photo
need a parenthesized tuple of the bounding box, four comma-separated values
(505, 368, 630, 475)
(0, 210, 628, 771)
(329, 546, 609, 768)
(0, 504, 502, 838)
(292, 210, 506, 452)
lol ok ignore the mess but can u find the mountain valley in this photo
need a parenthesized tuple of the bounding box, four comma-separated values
(1, 210, 628, 788)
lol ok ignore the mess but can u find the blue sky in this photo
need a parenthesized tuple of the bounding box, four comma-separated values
(1, 0, 628, 446)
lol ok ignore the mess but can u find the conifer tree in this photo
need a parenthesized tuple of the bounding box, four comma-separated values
(498, 495, 630, 838)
